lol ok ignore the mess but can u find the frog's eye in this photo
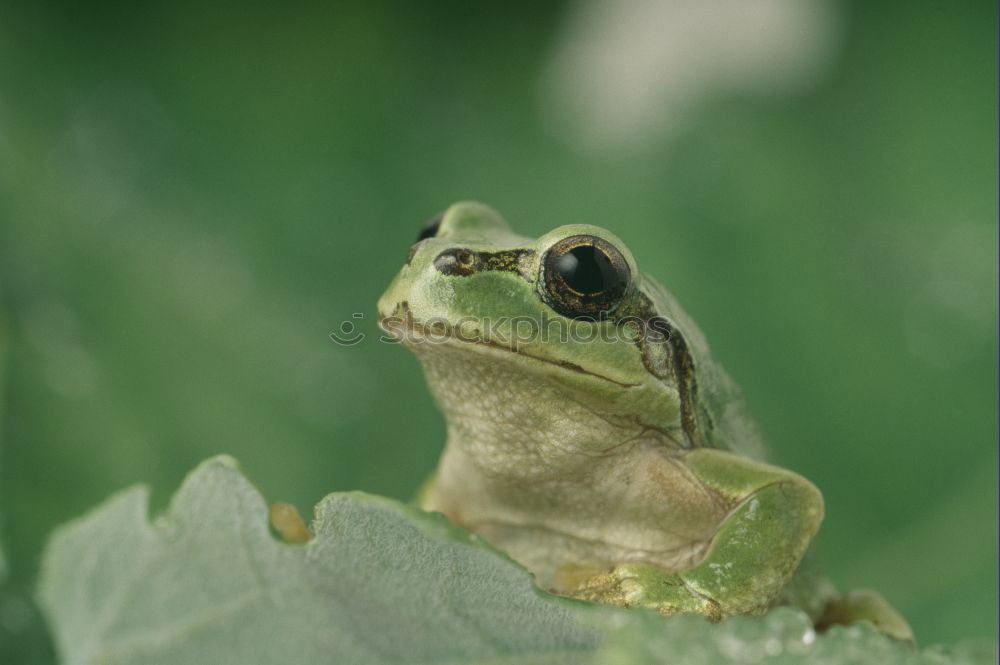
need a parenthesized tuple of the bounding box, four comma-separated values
(541, 235, 631, 320)
(416, 213, 444, 242)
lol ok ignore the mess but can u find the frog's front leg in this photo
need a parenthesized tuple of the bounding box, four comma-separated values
(572, 448, 824, 621)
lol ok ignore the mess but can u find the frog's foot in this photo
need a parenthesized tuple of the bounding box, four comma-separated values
(817, 589, 914, 643)
(566, 562, 723, 622)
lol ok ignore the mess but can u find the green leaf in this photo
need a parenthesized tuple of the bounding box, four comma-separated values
(37, 456, 599, 665)
(37, 457, 996, 665)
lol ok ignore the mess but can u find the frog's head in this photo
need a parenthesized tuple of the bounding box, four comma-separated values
(378, 202, 711, 446)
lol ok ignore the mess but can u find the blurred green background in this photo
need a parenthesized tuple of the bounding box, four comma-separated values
(0, 1, 996, 661)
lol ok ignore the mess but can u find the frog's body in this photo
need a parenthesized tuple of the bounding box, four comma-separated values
(376, 202, 910, 635)
(416, 342, 729, 586)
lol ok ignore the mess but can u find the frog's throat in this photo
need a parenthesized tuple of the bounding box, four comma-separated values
(379, 315, 640, 389)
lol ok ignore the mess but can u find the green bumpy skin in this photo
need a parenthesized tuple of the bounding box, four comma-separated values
(378, 202, 910, 639)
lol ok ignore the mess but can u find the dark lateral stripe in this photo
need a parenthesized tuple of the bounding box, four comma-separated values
(615, 292, 705, 448)
(434, 248, 535, 279)
(667, 328, 702, 448)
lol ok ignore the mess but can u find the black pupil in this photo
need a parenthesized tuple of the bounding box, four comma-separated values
(555, 245, 619, 294)
(417, 214, 443, 242)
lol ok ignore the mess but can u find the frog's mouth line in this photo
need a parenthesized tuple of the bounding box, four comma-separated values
(378, 314, 640, 389)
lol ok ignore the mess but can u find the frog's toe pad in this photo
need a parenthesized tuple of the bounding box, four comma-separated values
(569, 563, 722, 621)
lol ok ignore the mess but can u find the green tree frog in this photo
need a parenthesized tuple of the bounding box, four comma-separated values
(377, 202, 910, 637)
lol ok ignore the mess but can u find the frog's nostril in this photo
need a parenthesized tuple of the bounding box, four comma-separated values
(434, 248, 479, 276)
